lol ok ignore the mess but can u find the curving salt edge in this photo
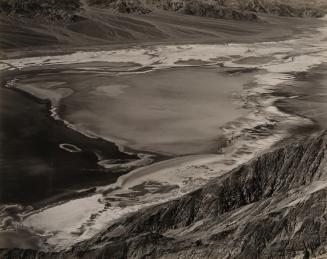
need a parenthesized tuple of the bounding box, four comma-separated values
(59, 144, 82, 153)
(1, 16, 327, 252)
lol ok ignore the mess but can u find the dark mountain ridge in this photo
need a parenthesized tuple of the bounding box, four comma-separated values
(1, 0, 325, 20)
(88, 0, 326, 18)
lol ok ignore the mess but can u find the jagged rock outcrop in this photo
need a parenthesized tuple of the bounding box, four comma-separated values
(1, 131, 327, 258)
(88, 0, 152, 14)
(177, 1, 258, 21)
(241, 0, 326, 18)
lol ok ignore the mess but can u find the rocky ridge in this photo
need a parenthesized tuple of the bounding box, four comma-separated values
(88, 0, 326, 19)
(3, 0, 323, 21)
(1, 131, 327, 258)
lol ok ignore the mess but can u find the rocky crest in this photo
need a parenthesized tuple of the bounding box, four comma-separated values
(0, 0, 325, 21)
(87, 0, 152, 14)
(1, 131, 327, 258)
(88, 0, 326, 19)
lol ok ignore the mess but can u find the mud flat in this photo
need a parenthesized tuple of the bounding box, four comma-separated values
(58, 66, 249, 155)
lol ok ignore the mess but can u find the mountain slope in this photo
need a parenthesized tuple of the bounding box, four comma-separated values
(0, 0, 325, 54)
(1, 131, 327, 258)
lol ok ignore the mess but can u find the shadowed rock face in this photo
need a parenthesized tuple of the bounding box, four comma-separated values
(1, 131, 327, 258)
